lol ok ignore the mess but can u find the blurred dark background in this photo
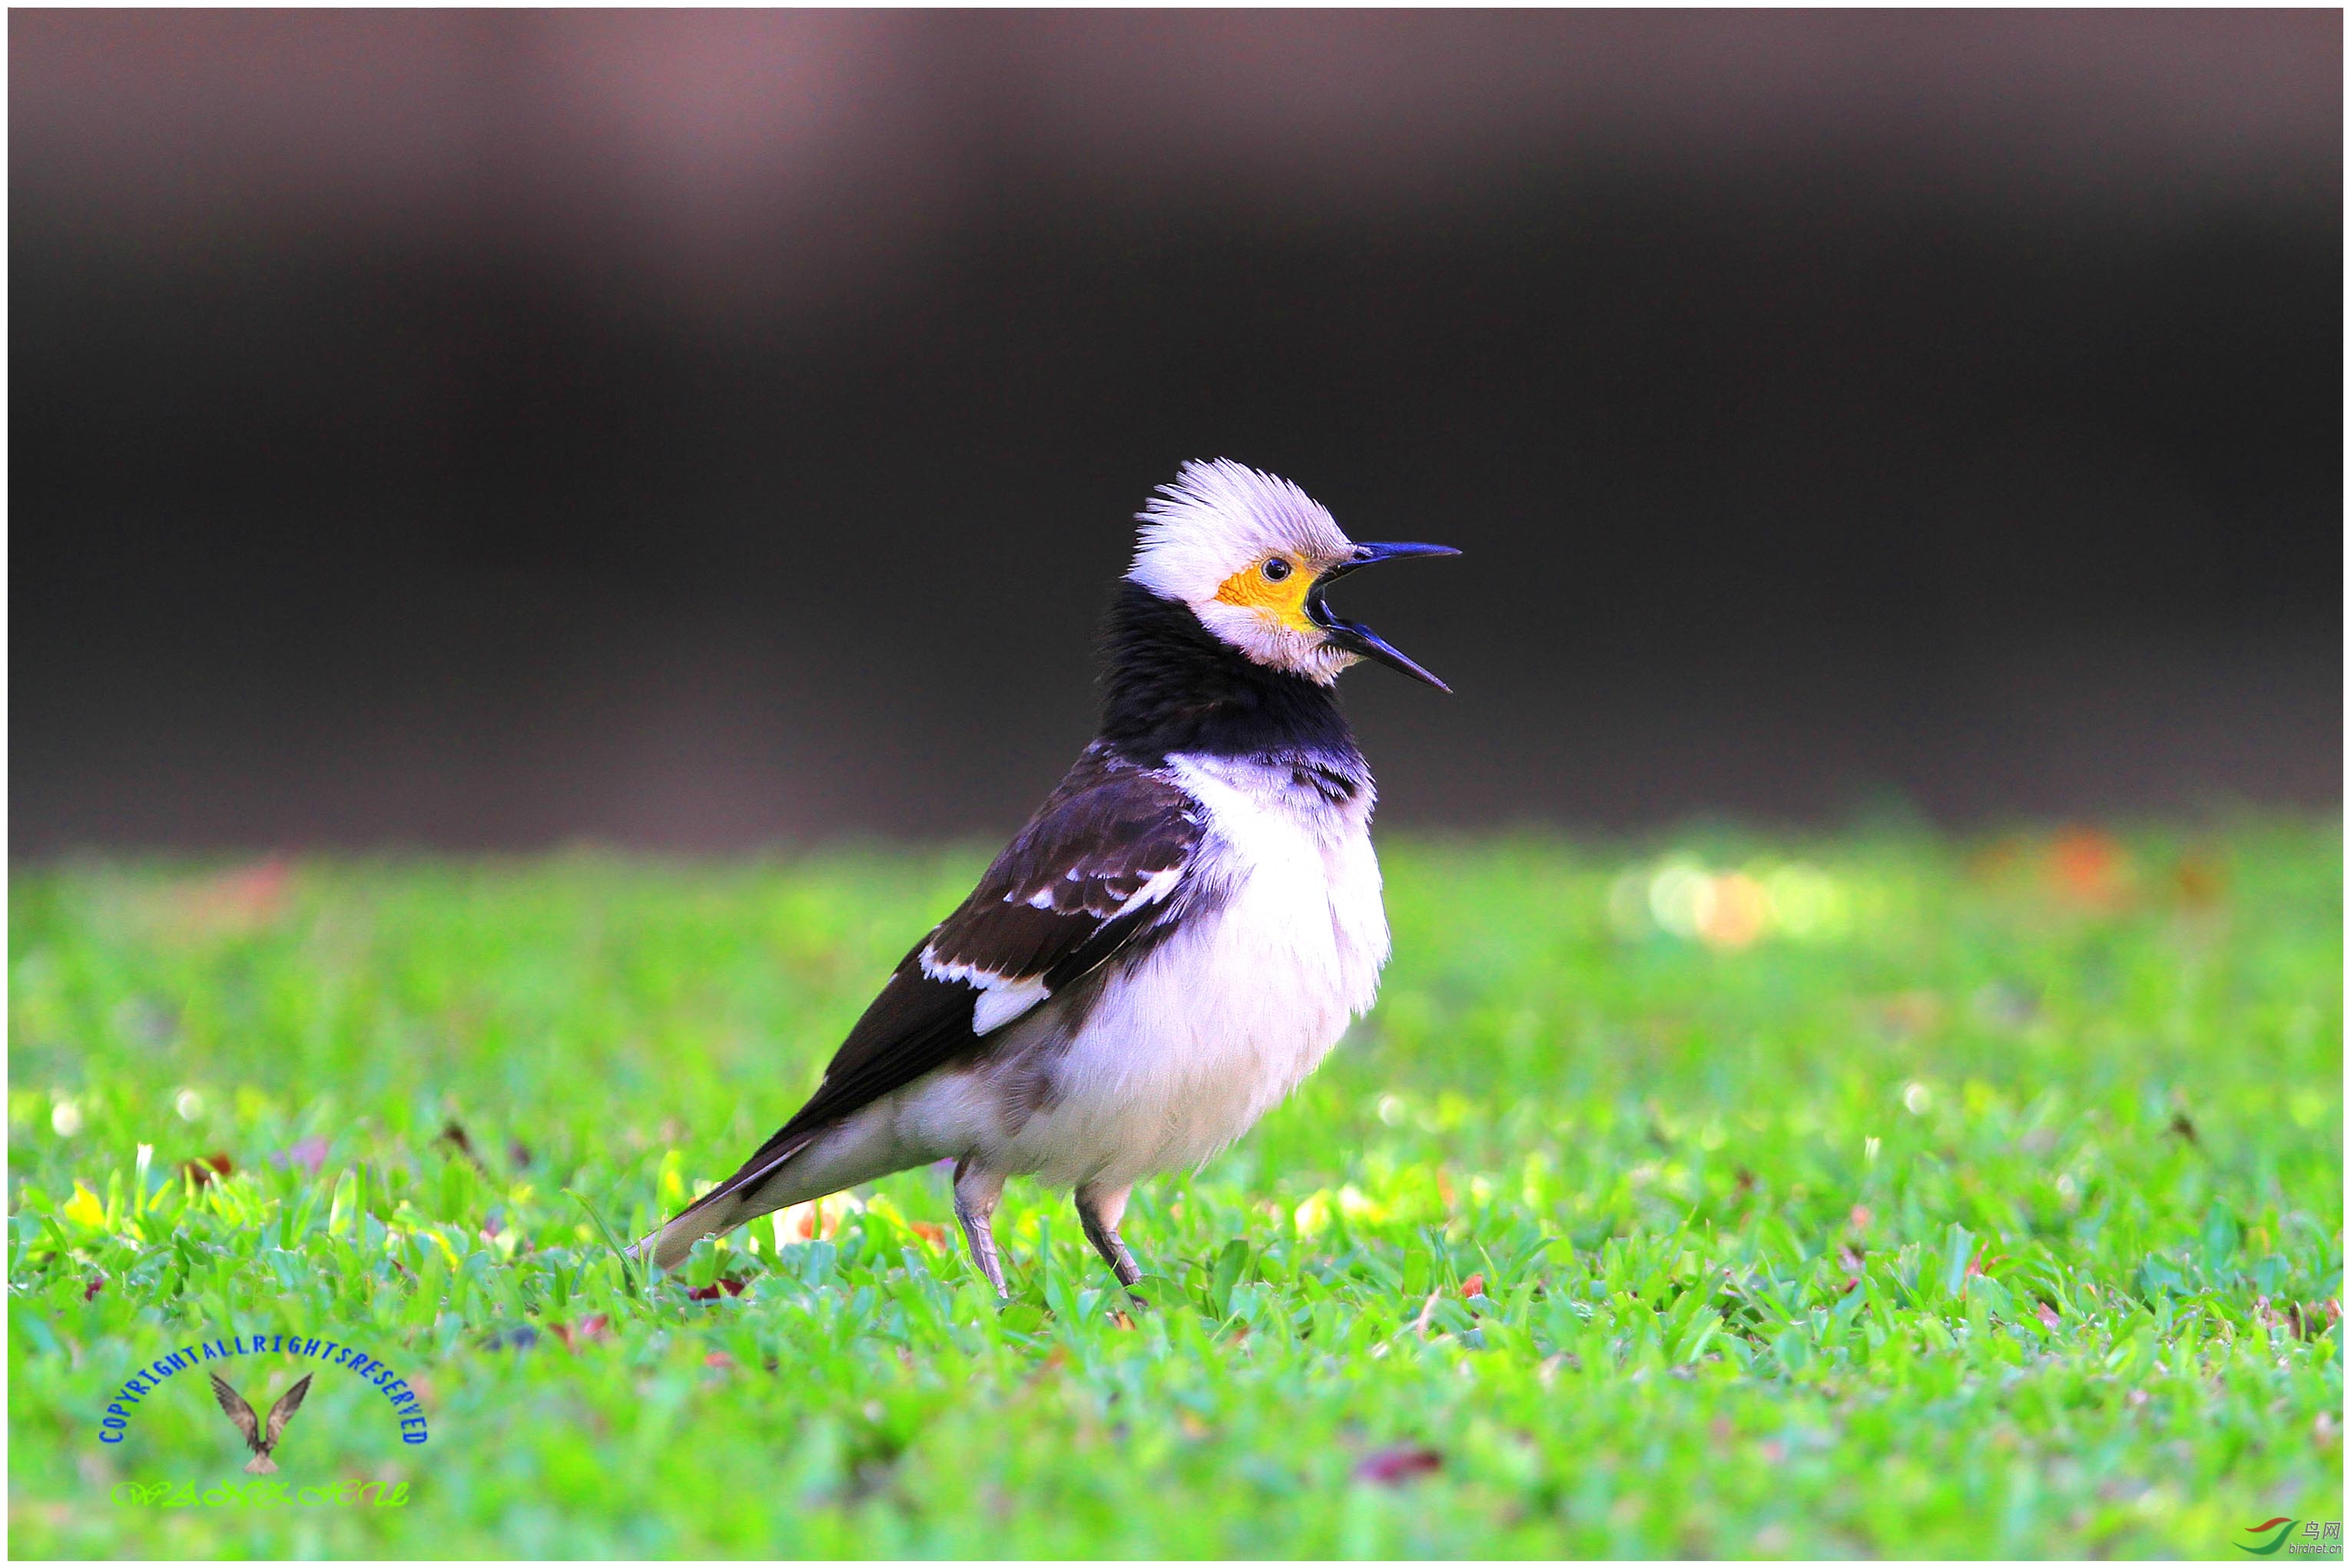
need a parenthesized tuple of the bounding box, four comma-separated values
(11, 11, 2342, 853)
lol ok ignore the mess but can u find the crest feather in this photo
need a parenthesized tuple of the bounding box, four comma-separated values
(1127, 459, 1352, 604)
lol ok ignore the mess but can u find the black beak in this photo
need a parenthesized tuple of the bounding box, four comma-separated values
(1305, 542, 1461, 691)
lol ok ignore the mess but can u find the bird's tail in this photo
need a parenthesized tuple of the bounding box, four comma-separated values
(243, 1453, 277, 1476)
(637, 1193, 742, 1274)
(635, 1127, 817, 1272)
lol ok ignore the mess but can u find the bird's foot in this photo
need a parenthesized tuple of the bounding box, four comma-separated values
(1076, 1183, 1145, 1298)
(953, 1159, 1009, 1301)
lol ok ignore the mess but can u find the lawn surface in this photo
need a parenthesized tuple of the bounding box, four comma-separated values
(8, 818, 2343, 1556)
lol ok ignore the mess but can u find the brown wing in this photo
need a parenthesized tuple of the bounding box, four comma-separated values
(209, 1374, 261, 1454)
(662, 744, 1203, 1227)
(264, 1374, 311, 1450)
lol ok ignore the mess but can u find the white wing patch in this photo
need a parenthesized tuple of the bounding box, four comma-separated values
(972, 977, 1051, 1034)
(1116, 864, 1184, 918)
(923, 841, 1190, 1038)
(918, 951, 1054, 1036)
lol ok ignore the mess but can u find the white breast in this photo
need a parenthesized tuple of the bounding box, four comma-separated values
(987, 753, 1390, 1190)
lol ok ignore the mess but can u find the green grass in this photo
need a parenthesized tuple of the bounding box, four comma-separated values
(8, 818, 2343, 1557)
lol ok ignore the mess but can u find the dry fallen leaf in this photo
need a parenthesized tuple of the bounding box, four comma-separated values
(1353, 1444, 1442, 1487)
(436, 1120, 486, 1169)
(181, 1152, 233, 1187)
(2171, 850, 2228, 909)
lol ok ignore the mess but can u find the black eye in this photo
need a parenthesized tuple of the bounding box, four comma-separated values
(1262, 556, 1293, 582)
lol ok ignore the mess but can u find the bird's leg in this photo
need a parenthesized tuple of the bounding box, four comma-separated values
(953, 1158, 1008, 1300)
(1075, 1182, 1143, 1290)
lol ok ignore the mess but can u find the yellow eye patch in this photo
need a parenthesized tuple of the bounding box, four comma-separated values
(1214, 557, 1315, 632)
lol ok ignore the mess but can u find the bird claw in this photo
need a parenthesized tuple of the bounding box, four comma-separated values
(953, 1159, 1009, 1299)
(1076, 1186, 1146, 1293)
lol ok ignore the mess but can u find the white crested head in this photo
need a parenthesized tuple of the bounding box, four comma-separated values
(1126, 459, 1362, 683)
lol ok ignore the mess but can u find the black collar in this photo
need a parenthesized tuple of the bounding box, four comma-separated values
(1094, 581, 1365, 769)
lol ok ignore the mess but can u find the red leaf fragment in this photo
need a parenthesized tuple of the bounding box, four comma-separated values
(171, 857, 293, 936)
(550, 1314, 612, 1350)
(274, 1138, 329, 1177)
(1460, 1273, 1486, 1301)
(2047, 827, 2131, 909)
(84, 1275, 105, 1301)
(1353, 1444, 1443, 1487)
(2035, 1300, 2061, 1331)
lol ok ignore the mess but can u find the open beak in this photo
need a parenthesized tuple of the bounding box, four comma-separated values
(1305, 541, 1461, 691)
